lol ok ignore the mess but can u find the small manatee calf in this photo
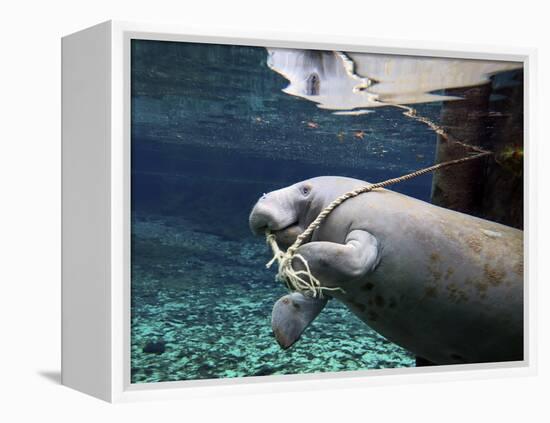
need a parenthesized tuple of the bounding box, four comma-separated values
(249, 176, 524, 365)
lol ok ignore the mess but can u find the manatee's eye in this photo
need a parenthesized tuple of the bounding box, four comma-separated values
(260, 193, 267, 200)
(301, 185, 310, 196)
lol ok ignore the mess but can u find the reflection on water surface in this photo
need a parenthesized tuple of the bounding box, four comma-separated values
(267, 48, 522, 111)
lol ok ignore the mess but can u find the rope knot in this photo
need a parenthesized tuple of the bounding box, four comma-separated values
(265, 229, 345, 298)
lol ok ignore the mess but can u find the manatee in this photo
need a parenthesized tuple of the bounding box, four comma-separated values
(249, 176, 524, 365)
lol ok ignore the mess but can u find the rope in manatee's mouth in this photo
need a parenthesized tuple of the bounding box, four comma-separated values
(265, 230, 344, 298)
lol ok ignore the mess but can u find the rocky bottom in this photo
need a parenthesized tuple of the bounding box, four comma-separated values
(131, 215, 414, 383)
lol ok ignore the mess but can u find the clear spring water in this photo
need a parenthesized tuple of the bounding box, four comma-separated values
(130, 40, 522, 383)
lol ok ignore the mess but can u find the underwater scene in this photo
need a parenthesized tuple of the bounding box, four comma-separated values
(131, 40, 524, 383)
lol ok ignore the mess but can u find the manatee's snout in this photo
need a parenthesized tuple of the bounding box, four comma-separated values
(249, 189, 298, 236)
(248, 199, 276, 236)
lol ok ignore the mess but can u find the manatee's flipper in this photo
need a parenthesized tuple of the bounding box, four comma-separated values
(271, 292, 328, 349)
(293, 229, 380, 285)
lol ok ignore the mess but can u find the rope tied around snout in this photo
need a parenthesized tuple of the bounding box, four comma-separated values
(264, 105, 493, 298)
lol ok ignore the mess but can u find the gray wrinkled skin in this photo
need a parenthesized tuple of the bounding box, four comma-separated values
(271, 292, 328, 349)
(250, 176, 524, 365)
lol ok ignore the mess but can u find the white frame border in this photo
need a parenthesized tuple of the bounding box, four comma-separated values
(107, 20, 537, 403)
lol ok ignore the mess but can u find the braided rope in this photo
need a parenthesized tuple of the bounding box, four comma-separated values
(265, 106, 492, 298)
(395, 104, 489, 154)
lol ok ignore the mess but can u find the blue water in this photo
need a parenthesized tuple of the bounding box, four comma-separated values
(130, 40, 521, 383)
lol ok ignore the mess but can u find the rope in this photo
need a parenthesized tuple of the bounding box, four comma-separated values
(265, 232, 343, 297)
(395, 104, 489, 154)
(265, 106, 492, 298)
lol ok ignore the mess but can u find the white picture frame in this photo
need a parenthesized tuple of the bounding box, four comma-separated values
(61, 20, 537, 403)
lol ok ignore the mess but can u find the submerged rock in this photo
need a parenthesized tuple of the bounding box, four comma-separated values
(252, 365, 277, 376)
(143, 340, 166, 354)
